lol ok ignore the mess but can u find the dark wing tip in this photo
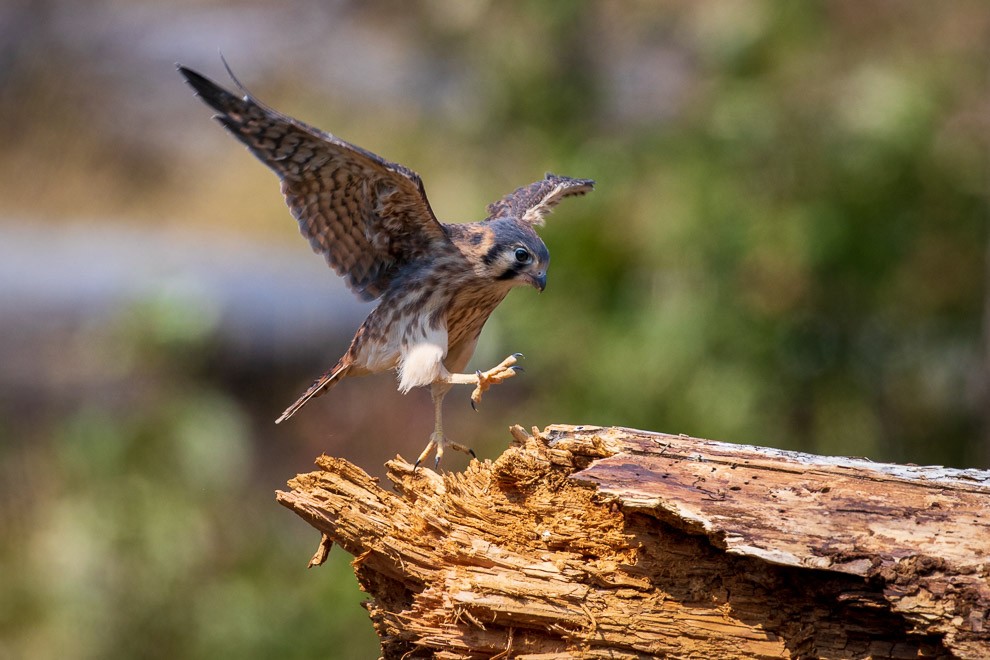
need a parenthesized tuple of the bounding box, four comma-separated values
(176, 64, 238, 114)
(176, 64, 210, 90)
(544, 172, 595, 192)
(177, 57, 260, 120)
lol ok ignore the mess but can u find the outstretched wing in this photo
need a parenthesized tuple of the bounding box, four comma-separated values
(486, 173, 595, 227)
(178, 63, 451, 301)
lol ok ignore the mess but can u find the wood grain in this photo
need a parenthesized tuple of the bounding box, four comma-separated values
(277, 424, 989, 659)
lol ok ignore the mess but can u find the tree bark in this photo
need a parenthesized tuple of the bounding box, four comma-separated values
(276, 424, 990, 659)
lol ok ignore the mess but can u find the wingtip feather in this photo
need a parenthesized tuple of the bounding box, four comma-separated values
(218, 51, 250, 96)
(177, 64, 236, 114)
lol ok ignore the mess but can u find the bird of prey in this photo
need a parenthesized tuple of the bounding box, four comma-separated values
(178, 61, 593, 468)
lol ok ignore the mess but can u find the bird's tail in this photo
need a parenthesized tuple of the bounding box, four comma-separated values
(275, 361, 349, 424)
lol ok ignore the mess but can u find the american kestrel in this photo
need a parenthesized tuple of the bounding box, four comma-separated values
(179, 62, 593, 467)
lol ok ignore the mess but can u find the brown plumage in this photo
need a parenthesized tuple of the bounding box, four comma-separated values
(178, 61, 593, 467)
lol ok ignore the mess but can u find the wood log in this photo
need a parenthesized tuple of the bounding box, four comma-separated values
(276, 424, 990, 659)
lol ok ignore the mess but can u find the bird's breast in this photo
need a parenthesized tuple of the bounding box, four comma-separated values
(445, 286, 510, 353)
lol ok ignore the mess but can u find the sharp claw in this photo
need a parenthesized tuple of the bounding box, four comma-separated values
(511, 366, 524, 374)
(475, 369, 483, 379)
(512, 352, 524, 359)
(413, 458, 422, 470)
(434, 455, 441, 470)
(468, 448, 477, 459)
(470, 399, 477, 411)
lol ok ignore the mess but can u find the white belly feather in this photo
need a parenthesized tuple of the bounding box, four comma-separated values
(399, 330, 447, 394)
(397, 318, 448, 393)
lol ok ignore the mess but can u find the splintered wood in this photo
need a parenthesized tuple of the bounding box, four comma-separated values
(276, 425, 990, 659)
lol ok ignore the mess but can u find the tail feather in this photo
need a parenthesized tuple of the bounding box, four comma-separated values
(276, 362, 348, 424)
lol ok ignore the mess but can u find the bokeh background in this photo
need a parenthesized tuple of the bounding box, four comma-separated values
(2, 1, 988, 658)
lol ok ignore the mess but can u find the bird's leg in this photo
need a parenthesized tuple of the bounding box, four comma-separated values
(444, 353, 524, 410)
(412, 354, 522, 469)
(414, 384, 476, 470)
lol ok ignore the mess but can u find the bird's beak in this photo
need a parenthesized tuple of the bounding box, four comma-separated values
(531, 271, 547, 292)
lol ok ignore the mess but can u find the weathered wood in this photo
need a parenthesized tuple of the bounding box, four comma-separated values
(276, 424, 990, 659)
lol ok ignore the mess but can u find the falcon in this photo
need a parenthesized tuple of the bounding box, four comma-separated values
(178, 61, 593, 467)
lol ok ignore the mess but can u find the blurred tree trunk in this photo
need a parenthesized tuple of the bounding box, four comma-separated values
(983, 209, 990, 467)
(278, 424, 990, 659)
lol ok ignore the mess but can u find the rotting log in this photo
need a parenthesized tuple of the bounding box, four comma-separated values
(276, 424, 990, 659)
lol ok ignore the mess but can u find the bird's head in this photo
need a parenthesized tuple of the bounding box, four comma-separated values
(482, 218, 550, 292)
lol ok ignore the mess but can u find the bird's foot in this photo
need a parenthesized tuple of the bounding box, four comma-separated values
(470, 353, 524, 410)
(413, 431, 476, 470)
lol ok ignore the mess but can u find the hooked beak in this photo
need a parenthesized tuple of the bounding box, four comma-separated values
(530, 271, 547, 292)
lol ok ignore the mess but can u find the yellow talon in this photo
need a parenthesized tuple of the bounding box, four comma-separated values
(470, 354, 522, 408)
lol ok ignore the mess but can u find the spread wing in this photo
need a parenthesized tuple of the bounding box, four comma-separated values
(486, 173, 595, 227)
(178, 63, 451, 301)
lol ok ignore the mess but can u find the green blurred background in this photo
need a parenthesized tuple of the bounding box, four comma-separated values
(1, 1, 988, 658)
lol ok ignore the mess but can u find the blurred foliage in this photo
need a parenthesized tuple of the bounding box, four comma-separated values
(1, 1, 989, 658)
(0, 297, 379, 659)
(490, 2, 989, 467)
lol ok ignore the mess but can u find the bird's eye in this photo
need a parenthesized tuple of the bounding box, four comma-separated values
(514, 248, 531, 264)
